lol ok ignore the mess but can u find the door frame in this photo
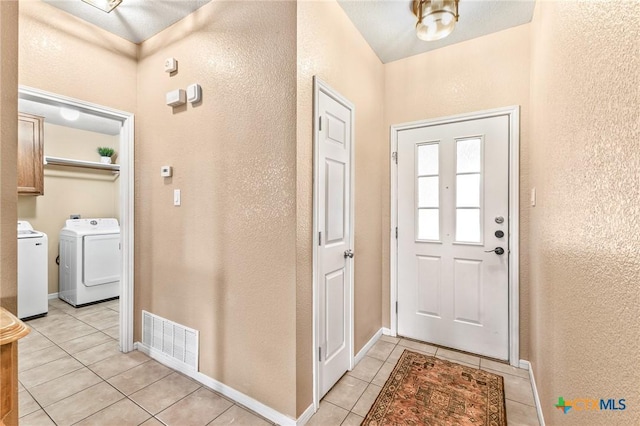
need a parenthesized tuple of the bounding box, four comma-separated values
(389, 106, 520, 367)
(312, 76, 356, 409)
(18, 85, 135, 353)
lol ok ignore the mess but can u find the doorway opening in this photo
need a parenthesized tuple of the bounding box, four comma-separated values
(18, 85, 135, 352)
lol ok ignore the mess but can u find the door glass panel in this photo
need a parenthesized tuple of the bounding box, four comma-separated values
(456, 174, 480, 207)
(418, 209, 439, 240)
(418, 177, 439, 208)
(418, 143, 439, 175)
(457, 138, 481, 173)
(456, 209, 481, 242)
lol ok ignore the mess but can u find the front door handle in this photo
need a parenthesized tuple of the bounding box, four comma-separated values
(485, 247, 505, 255)
(344, 249, 354, 259)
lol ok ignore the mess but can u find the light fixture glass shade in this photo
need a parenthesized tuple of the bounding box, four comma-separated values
(81, 0, 122, 13)
(414, 0, 458, 41)
(60, 107, 80, 121)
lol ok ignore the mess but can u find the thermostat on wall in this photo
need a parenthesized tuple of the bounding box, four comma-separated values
(166, 89, 186, 107)
(160, 166, 173, 177)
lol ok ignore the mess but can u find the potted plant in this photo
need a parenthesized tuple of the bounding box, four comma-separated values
(97, 147, 115, 164)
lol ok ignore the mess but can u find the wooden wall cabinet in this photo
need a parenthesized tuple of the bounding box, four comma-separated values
(17, 113, 44, 195)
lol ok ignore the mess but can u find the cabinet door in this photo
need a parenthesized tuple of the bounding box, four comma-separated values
(17, 113, 44, 195)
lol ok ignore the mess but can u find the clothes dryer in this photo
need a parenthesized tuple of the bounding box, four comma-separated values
(59, 218, 120, 306)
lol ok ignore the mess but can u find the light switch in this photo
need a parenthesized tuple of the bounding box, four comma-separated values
(174, 189, 181, 206)
(531, 187, 536, 207)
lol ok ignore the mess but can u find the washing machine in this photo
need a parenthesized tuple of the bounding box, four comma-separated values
(59, 218, 120, 306)
(17, 221, 48, 319)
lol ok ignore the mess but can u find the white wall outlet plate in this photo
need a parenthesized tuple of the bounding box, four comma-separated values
(160, 166, 173, 177)
(166, 89, 186, 107)
(164, 57, 178, 73)
(186, 83, 201, 103)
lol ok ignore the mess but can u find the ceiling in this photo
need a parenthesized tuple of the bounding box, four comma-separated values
(42, 0, 534, 62)
(19, 98, 122, 135)
(43, 0, 212, 44)
(337, 0, 536, 63)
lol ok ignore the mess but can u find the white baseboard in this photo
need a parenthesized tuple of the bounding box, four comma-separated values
(135, 342, 298, 426)
(382, 327, 393, 336)
(48, 293, 59, 300)
(296, 404, 315, 426)
(520, 360, 545, 426)
(355, 328, 383, 364)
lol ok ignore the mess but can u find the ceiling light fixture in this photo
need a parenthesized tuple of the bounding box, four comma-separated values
(413, 0, 459, 42)
(81, 0, 122, 13)
(60, 107, 80, 121)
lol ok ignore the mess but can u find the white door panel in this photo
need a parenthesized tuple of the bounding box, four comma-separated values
(317, 87, 353, 397)
(397, 115, 509, 360)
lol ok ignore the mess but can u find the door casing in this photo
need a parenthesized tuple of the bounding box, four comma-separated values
(18, 85, 135, 353)
(390, 106, 520, 367)
(312, 76, 355, 409)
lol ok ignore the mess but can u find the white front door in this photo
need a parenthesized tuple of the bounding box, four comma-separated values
(316, 82, 354, 397)
(397, 115, 510, 360)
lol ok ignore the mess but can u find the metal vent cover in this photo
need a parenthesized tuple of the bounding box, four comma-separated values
(142, 310, 198, 370)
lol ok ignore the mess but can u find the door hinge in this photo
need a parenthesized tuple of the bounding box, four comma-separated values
(318, 347, 322, 362)
(395, 227, 398, 239)
(319, 116, 322, 131)
(392, 151, 398, 164)
(396, 301, 398, 313)
(318, 231, 322, 246)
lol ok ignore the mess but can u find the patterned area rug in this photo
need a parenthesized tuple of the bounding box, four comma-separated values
(362, 349, 507, 426)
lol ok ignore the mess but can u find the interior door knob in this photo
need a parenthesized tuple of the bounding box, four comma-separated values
(344, 249, 354, 258)
(484, 247, 505, 255)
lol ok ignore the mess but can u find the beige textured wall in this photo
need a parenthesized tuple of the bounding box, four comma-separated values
(136, 1, 298, 417)
(383, 25, 531, 359)
(18, 0, 137, 113)
(17, 123, 119, 294)
(528, 1, 640, 424)
(296, 0, 386, 415)
(0, 0, 19, 313)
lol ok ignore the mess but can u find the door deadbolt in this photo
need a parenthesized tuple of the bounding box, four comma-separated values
(495, 230, 504, 238)
(495, 216, 504, 224)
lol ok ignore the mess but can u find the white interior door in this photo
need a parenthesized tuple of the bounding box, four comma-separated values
(397, 115, 510, 360)
(316, 84, 354, 398)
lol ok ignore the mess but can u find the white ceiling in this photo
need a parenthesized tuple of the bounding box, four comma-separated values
(43, 0, 212, 44)
(41, 0, 534, 62)
(337, 0, 536, 63)
(19, 98, 122, 135)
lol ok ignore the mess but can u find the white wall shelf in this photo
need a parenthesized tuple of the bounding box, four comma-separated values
(44, 156, 120, 172)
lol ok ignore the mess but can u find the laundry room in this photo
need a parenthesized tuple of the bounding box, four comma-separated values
(16, 96, 121, 318)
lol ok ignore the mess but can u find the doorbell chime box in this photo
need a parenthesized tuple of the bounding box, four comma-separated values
(166, 89, 186, 107)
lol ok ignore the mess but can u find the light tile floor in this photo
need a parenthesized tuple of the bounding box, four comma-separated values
(21, 301, 539, 425)
(19, 299, 273, 426)
(307, 335, 541, 426)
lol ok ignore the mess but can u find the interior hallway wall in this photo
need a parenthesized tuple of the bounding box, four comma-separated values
(0, 0, 19, 313)
(296, 0, 386, 415)
(383, 24, 532, 360)
(136, 1, 298, 417)
(528, 1, 640, 424)
(17, 124, 119, 295)
(18, 0, 137, 113)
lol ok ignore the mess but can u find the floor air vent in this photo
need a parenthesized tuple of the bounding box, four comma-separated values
(142, 310, 199, 370)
